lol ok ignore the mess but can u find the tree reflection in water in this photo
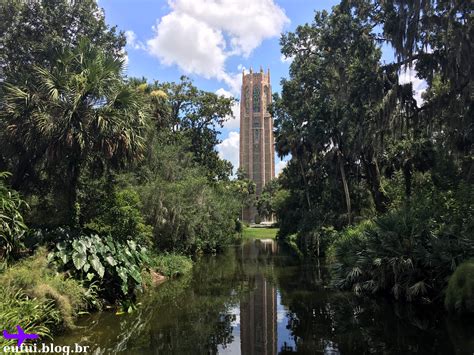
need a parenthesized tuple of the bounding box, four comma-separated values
(55, 239, 474, 354)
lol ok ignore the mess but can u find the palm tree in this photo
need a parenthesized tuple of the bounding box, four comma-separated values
(1, 39, 147, 225)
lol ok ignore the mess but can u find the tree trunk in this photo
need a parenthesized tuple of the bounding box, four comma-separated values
(298, 157, 312, 211)
(338, 151, 352, 224)
(362, 154, 388, 214)
(403, 160, 412, 198)
(67, 163, 81, 227)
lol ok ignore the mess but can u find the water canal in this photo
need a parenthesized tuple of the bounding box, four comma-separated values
(56, 239, 473, 354)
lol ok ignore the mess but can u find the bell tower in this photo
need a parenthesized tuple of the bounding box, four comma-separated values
(240, 67, 275, 223)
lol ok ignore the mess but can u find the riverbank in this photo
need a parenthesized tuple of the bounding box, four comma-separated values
(53, 238, 474, 353)
(0, 250, 193, 348)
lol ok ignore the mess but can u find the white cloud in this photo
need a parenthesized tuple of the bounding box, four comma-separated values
(148, 12, 228, 80)
(217, 131, 240, 171)
(125, 30, 145, 50)
(170, 0, 289, 57)
(216, 88, 240, 129)
(399, 65, 427, 107)
(146, 0, 289, 92)
(275, 159, 288, 176)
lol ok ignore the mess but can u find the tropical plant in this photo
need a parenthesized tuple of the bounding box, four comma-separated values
(330, 185, 474, 303)
(1, 39, 147, 225)
(49, 234, 148, 301)
(0, 172, 28, 260)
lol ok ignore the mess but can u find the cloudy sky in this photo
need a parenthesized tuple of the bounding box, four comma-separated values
(98, 0, 423, 176)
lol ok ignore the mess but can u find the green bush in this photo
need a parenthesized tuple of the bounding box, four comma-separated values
(0, 249, 95, 330)
(149, 253, 193, 278)
(445, 260, 474, 315)
(141, 154, 240, 254)
(0, 172, 29, 261)
(330, 185, 474, 303)
(49, 234, 148, 302)
(85, 188, 153, 247)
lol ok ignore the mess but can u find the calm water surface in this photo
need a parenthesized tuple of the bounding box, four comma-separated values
(56, 239, 474, 354)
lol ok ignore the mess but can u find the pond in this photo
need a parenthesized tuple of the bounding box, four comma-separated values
(56, 239, 473, 354)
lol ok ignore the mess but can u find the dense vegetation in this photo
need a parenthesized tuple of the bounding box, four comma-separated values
(0, 0, 245, 340)
(0, 0, 471, 345)
(270, 0, 473, 312)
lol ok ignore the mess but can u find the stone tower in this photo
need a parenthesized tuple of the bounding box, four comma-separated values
(240, 67, 275, 223)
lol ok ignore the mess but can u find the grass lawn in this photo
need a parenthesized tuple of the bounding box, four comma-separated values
(242, 227, 279, 240)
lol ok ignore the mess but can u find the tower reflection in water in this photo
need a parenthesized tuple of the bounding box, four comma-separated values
(239, 239, 278, 355)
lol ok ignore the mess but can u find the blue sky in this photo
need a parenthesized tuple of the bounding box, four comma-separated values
(97, 0, 414, 175)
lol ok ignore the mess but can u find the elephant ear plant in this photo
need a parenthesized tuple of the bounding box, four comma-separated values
(49, 234, 149, 302)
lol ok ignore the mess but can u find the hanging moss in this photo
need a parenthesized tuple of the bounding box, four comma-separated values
(445, 260, 474, 316)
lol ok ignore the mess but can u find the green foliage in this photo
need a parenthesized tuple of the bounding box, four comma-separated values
(132, 76, 236, 181)
(0, 288, 58, 348)
(330, 183, 474, 303)
(0, 249, 96, 330)
(85, 188, 153, 247)
(256, 179, 280, 220)
(1, 39, 147, 225)
(0, 172, 28, 260)
(445, 260, 474, 315)
(149, 253, 193, 278)
(0, 0, 125, 85)
(298, 226, 338, 258)
(140, 143, 240, 254)
(49, 234, 148, 301)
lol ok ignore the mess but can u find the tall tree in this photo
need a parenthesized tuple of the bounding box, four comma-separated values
(275, 4, 390, 225)
(0, 0, 125, 84)
(1, 40, 146, 224)
(138, 77, 236, 181)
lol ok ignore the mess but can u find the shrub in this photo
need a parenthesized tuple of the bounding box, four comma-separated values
(330, 203, 473, 303)
(0, 172, 29, 261)
(85, 188, 153, 247)
(445, 260, 474, 315)
(49, 234, 148, 302)
(149, 253, 193, 278)
(0, 249, 95, 330)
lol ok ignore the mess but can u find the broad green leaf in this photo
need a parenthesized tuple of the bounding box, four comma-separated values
(121, 283, 128, 295)
(72, 239, 87, 254)
(72, 251, 87, 270)
(89, 255, 105, 278)
(129, 266, 142, 283)
(117, 267, 128, 284)
(59, 250, 68, 264)
(127, 240, 136, 251)
(83, 262, 90, 272)
(56, 241, 67, 251)
(105, 255, 117, 266)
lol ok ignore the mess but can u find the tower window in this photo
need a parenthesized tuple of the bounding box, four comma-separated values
(253, 86, 261, 112)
